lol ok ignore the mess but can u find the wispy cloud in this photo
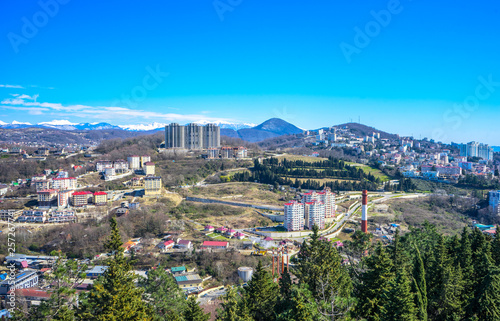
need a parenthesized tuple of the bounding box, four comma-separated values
(0, 84, 24, 89)
(0, 95, 232, 124)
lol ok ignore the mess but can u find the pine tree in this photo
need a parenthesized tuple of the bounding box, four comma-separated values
(381, 269, 416, 321)
(276, 285, 320, 321)
(354, 242, 394, 321)
(77, 217, 153, 321)
(218, 287, 253, 321)
(439, 264, 465, 320)
(491, 227, 500, 267)
(138, 264, 187, 320)
(476, 265, 500, 321)
(244, 260, 279, 321)
(412, 245, 427, 321)
(390, 229, 405, 272)
(277, 268, 293, 315)
(297, 225, 352, 302)
(183, 296, 210, 321)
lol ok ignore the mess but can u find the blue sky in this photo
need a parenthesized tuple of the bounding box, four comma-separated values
(1, 0, 500, 144)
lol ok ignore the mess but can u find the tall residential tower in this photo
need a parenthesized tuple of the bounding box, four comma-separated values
(164, 123, 220, 150)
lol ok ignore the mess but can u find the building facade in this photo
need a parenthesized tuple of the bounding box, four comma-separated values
(127, 155, 141, 170)
(72, 191, 93, 207)
(165, 123, 220, 150)
(144, 176, 162, 196)
(460, 141, 494, 161)
(490, 190, 500, 215)
(284, 201, 305, 231)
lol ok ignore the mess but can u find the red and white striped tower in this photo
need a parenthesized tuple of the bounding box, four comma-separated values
(361, 190, 368, 233)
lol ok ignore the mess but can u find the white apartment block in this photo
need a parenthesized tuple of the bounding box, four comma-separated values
(284, 201, 304, 231)
(128, 156, 141, 169)
(302, 189, 336, 218)
(52, 177, 77, 191)
(304, 201, 325, 230)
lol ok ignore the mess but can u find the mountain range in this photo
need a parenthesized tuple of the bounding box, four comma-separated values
(0, 118, 400, 143)
(0, 119, 257, 132)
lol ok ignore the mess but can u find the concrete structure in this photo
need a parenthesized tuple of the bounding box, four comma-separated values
(72, 191, 93, 207)
(302, 189, 336, 219)
(144, 176, 162, 196)
(0, 209, 22, 221)
(52, 177, 77, 190)
(460, 141, 494, 161)
(237, 267, 253, 282)
(57, 190, 73, 208)
(284, 201, 305, 231)
(165, 123, 220, 150)
(93, 191, 108, 205)
(304, 201, 325, 229)
(143, 162, 155, 175)
(490, 191, 500, 215)
(164, 123, 185, 149)
(361, 190, 368, 233)
(140, 155, 151, 168)
(37, 189, 58, 206)
(34, 180, 51, 192)
(127, 155, 141, 170)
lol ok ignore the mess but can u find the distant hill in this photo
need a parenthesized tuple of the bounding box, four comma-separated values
(222, 118, 303, 143)
(335, 123, 398, 140)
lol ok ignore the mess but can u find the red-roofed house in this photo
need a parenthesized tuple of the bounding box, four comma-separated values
(157, 240, 175, 252)
(201, 241, 229, 250)
(8, 288, 50, 302)
(225, 229, 236, 237)
(72, 191, 93, 207)
(204, 225, 214, 232)
(93, 191, 108, 205)
(215, 226, 228, 233)
(234, 232, 245, 240)
(177, 240, 192, 249)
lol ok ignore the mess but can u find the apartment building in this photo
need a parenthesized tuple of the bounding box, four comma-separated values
(144, 176, 162, 196)
(57, 190, 73, 208)
(165, 123, 220, 150)
(490, 190, 500, 215)
(72, 191, 93, 207)
(284, 201, 305, 231)
(127, 155, 141, 170)
(302, 189, 336, 218)
(52, 177, 77, 190)
(143, 162, 155, 175)
(37, 189, 58, 207)
(304, 201, 326, 229)
(140, 155, 151, 168)
(93, 191, 108, 205)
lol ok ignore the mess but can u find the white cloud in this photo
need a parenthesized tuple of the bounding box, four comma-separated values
(0, 94, 233, 124)
(0, 84, 24, 89)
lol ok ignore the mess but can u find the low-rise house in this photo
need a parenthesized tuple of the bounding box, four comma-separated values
(174, 273, 202, 290)
(204, 225, 214, 232)
(85, 266, 108, 279)
(7, 288, 50, 306)
(215, 226, 228, 234)
(225, 229, 236, 237)
(177, 240, 192, 249)
(171, 266, 187, 275)
(0, 270, 38, 295)
(201, 241, 229, 250)
(234, 232, 245, 240)
(157, 240, 175, 252)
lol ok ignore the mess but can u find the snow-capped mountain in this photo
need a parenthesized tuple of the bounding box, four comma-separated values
(118, 122, 167, 131)
(193, 120, 256, 131)
(0, 119, 256, 132)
